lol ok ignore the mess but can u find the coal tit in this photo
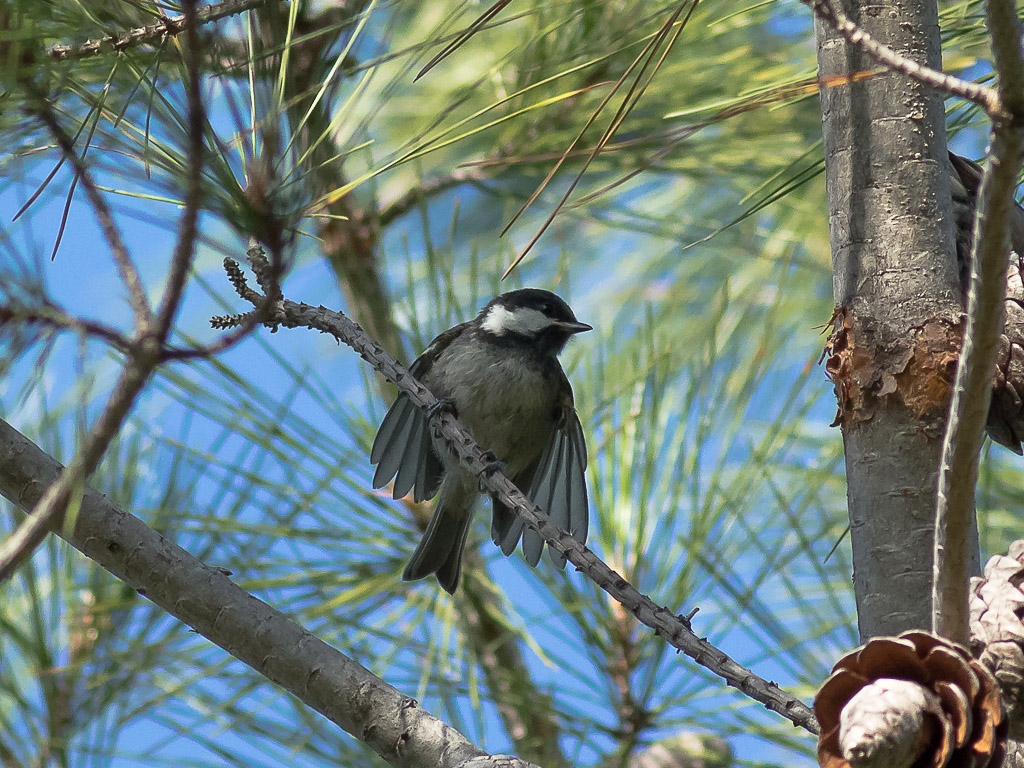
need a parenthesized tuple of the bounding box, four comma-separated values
(370, 288, 591, 593)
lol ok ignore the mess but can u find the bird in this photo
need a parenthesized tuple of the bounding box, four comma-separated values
(948, 151, 1024, 453)
(370, 288, 592, 594)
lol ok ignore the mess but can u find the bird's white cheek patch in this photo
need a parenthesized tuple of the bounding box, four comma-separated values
(483, 305, 553, 335)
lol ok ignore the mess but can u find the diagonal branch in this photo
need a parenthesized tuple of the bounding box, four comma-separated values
(152, 0, 205, 344)
(0, 419, 534, 768)
(214, 253, 820, 734)
(0, 92, 162, 583)
(0, 348, 157, 582)
(29, 93, 150, 329)
(802, 0, 1000, 114)
(46, 0, 274, 61)
(0, 302, 132, 353)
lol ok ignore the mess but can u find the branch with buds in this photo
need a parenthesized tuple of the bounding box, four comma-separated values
(212, 247, 820, 733)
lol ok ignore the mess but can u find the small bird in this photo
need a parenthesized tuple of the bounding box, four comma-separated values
(370, 288, 591, 594)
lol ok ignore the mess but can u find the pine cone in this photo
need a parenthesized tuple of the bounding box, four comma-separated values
(948, 152, 1024, 454)
(970, 540, 1024, 738)
(815, 630, 1006, 768)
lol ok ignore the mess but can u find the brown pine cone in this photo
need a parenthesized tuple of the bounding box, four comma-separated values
(815, 630, 1006, 768)
(948, 152, 1024, 454)
(970, 540, 1024, 739)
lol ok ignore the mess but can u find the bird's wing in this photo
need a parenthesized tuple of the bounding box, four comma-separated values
(948, 151, 1024, 257)
(948, 152, 1024, 454)
(494, 385, 589, 569)
(370, 324, 467, 501)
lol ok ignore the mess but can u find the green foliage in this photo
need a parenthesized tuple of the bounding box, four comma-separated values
(0, 1, 1014, 767)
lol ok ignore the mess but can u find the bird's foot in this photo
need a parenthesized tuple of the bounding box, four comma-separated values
(427, 398, 457, 419)
(476, 451, 504, 491)
(427, 398, 457, 440)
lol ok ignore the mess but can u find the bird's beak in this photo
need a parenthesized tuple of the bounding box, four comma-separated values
(559, 320, 593, 335)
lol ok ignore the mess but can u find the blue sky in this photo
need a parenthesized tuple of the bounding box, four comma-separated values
(2, 3, 1012, 767)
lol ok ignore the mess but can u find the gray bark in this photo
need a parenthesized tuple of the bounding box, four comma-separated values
(815, 0, 967, 638)
(0, 419, 516, 768)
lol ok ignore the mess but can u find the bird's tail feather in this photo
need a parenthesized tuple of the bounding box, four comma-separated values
(402, 481, 474, 594)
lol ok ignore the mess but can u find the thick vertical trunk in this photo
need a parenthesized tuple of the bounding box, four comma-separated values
(815, 0, 967, 637)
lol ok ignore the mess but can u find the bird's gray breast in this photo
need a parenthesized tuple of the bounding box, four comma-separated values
(427, 335, 560, 475)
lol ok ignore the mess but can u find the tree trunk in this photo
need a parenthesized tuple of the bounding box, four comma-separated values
(815, 0, 970, 638)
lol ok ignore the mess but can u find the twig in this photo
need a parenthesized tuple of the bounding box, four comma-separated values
(161, 318, 259, 360)
(801, 0, 1001, 115)
(165, 244, 279, 360)
(46, 0, 275, 61)
(0, 302, 132, 353)
(987, 0, 1024, 116)
(214, 255, 820, 734)
(29, 93, 151, 329)
(933, 0, 1024, 642)
(152, 0, 205, 342)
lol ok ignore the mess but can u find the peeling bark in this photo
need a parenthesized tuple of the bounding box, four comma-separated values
(826, 310, 962, 427)
(815, 0, 966, 638)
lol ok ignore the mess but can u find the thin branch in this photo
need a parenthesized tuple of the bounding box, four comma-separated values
(215, 255, 820, 734)
(933, 0, 1024, 642)
(988, 0, 1024, 115)
(0, 303, 132, 353)
(0, 295, 258, 363)
(160, 318, 259, 360)
(163, 244, 277, 360)
(0, 419, 535, 768)
(46, 0, 275, 61)
(29, 92, 151, 330)
(152, 0, 204, 343)
(0, 92, 163, 581)
(801, 0, 1001, 115)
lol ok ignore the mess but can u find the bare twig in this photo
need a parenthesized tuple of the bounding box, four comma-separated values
(0, 94, 159, 582)
(152, 0, 205, 343)
(160, 318, 260, 360)
(166, 243, 283, 361)
(29, 94, 151, 329)
(801, 0, 1001, 115)
(214, 256, 820, 734)
(988, 0, 1024, 115)
(933, 0, 1024, 642)
(0, 302, 132, 353)
(46, 0, 274, 61)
